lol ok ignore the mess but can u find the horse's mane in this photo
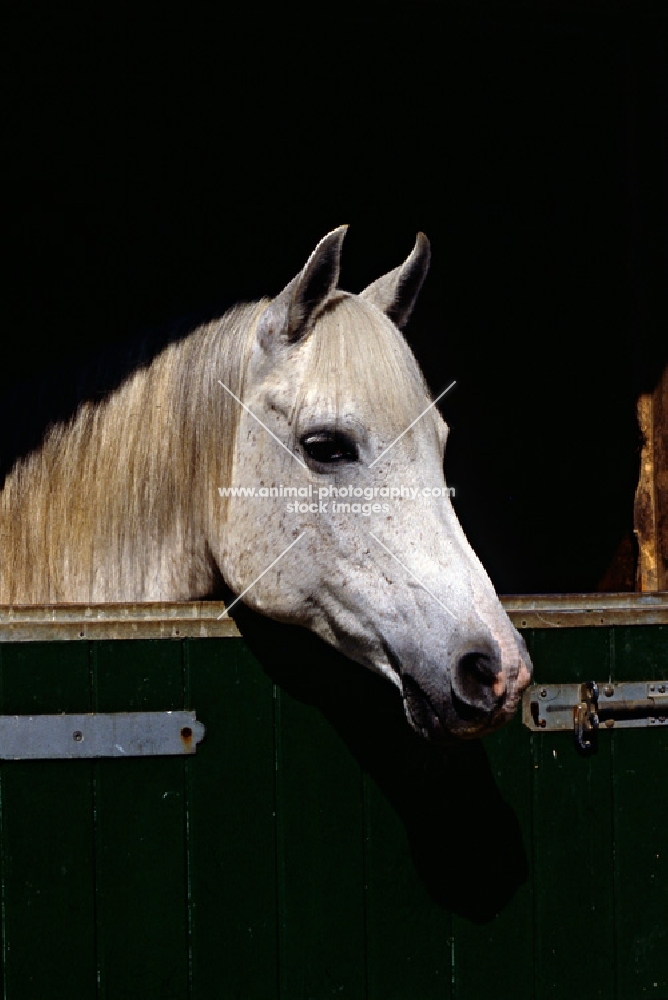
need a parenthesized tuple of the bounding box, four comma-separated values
(0, 301, 264, 602)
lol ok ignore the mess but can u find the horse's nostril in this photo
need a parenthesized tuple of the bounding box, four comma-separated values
(451, 650, 505, 714)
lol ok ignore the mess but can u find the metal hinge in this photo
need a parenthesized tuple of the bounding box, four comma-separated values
(522, 681, 668, 754)
(0, 711, 206, 759)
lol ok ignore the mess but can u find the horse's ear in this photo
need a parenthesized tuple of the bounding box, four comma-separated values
(257, 225, 348, 349)
(360, 233, 431, 329)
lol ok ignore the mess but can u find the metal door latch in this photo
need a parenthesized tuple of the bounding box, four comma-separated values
(522, 681, 668, 754)
(0, 711, 206, 759)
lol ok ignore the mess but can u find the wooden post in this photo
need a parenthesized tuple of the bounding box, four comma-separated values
(634, 365, 668, 591)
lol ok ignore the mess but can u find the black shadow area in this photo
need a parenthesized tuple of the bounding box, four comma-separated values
(226, 599, 528, 924)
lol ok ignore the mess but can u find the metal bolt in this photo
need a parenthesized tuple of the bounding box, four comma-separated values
(539, 719, 546, 728)
(659, 685, 666, 694)
(73, 730, 83, 742)
(540, 688, 547, 698)
(604, 685, 614, 697)
(659, 717, 666, 724)
(650, 684, 655, 691)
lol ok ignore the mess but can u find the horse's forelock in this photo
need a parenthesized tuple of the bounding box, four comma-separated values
(293, 293, 434, 433)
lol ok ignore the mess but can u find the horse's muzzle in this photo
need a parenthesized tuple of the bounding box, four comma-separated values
(402, 630, 532, 741)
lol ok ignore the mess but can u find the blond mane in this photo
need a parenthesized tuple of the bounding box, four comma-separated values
(0, 302, 265, 602)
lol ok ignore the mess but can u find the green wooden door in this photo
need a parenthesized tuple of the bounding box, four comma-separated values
(0, 610, 666, 999)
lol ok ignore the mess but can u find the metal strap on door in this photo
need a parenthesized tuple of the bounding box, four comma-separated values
(0, 711, 205, 759)
(523, 680, 668, 754)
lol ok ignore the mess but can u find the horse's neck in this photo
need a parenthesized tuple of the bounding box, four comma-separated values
(0, 304, 259, 603)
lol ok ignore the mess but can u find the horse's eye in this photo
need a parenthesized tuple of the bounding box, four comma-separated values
(301, 432, 359, 466)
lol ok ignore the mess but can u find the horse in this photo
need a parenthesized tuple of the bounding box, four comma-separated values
(0, 226, 531, 740)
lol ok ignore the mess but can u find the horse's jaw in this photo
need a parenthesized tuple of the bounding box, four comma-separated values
(215, 485, 533, 743)
(255, 547, 534, 743)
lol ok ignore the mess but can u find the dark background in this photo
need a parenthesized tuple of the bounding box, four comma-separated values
(5, 2, 667, 594)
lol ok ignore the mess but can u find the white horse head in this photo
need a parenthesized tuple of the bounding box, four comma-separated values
(0, 224, 530, 739)
(215, 227, 532, 740)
